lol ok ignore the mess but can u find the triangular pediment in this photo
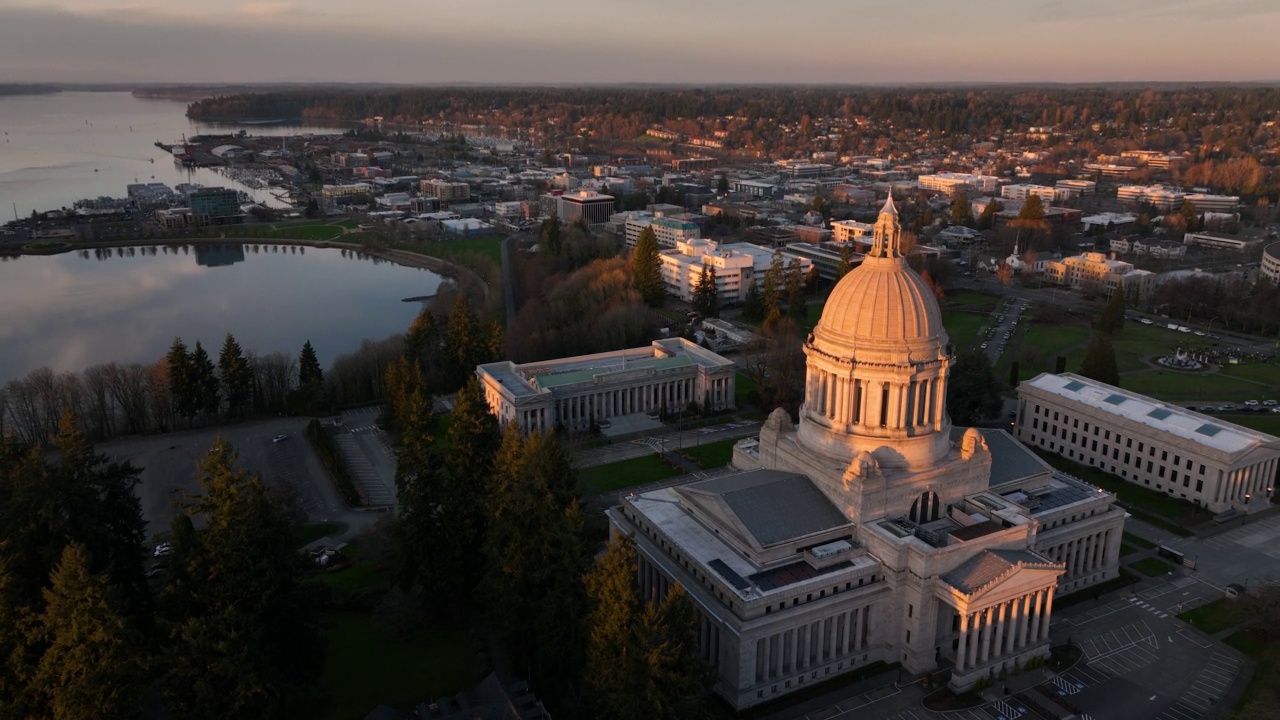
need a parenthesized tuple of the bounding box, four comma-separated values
(941, 549, 1064, 606)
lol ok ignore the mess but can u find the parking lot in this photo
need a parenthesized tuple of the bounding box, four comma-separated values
(980, 299, 1031, 363)
(103, 416, 365, 538)
(335, 406, 398, 507)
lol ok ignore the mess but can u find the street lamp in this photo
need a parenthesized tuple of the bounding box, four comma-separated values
(1244, 493, 1252, 524)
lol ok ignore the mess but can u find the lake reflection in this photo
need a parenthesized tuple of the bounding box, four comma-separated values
(0, 244, 444, 383)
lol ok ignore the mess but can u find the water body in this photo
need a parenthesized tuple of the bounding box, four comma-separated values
(0, 91, 347, 218)
(0, 245, 443, 383)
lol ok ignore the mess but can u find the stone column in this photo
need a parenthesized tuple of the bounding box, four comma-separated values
(956, 611, 970, 673)
(993, 602, 1007, 660)
(1040, 587, 1055, 641)
(1004, 598, 1020, 655)
(978, 607, 993, 664)
(1028, 590, 1043, 643)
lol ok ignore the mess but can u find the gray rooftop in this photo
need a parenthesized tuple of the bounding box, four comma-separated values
(683, 470, 852, 547)
(949, 427, 1054, 488)
(942, 548, 1058, 595)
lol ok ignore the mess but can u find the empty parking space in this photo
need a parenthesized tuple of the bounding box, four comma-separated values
(335, 433, 395, 506)
(263, 438, 326, 517)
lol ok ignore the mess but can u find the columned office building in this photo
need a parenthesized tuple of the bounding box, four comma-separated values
(608, 199, 1127, 710)
(476, 338, 735, 434)
(1016, 373, 1280, 514)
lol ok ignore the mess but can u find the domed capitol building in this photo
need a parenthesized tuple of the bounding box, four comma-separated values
(608, 198, 1127, 709)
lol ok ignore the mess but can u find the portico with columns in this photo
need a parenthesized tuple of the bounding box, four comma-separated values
(939, 550, 1063, 689)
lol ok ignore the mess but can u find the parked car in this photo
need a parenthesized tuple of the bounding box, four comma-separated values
(1246, 400, 1260, 406)
(272, 434, 288, 443)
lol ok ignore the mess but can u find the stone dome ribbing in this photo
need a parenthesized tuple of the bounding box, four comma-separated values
(812, 256, 946, 355)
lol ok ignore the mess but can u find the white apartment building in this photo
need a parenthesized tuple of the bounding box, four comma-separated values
(1080, 213, 1138, 233)
(476, 338, 736, 434)
(831, 219, 875, 243)
(1017, 373, 1280, 514)
(1116, 185, 1185, 212)
(1185, 193, 1240, 213)
(1055, 180, 1097, 197)
(918, 173, 1000, 197)
(1041, 252, 1155, 298)
(1001, 184, 1064, 204)
(624, 213, 702, 248)
(1262, 242, 1280, 285)
(1183, 232, 1255, 251)
(658, 238, 813, 305)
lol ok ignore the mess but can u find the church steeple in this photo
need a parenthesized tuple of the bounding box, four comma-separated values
(869, 195, 904, 259)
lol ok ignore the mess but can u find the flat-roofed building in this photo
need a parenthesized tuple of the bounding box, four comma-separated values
(421, 179, 471, 203)
(1184, 231, 1256, 251)
(1117, 185, 1184, 212)
(1041, 252, 1155, 298)
(784, 242, 863, 282)
(476, 338, 735, 434)
(1001, 184, 1063, 204)
(321, 183, 372, 205)
(1080, 213, 1137, 233)
(831, 219, 874, 243)
(624, 213, 701, 248)
(1185, 193, 1240, 213)
(1262, 242, 1280, 284)
(1054, 179, 1097, 197)
(658, 238, 813, 305)
(731, 179, 779, 198)
(1016, 373, 1280, 514)
(188, 187, 242, 225)
(918, 173, 999, 197)
(557, 189, 616, 226)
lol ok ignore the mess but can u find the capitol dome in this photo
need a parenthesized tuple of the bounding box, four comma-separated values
(797, 196, 954, 469)
(812, 196, 948, 359)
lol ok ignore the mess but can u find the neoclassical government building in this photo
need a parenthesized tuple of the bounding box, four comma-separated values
(608, 199, 1127, 709)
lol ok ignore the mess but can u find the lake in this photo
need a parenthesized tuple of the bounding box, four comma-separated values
(0, 91, 347, 218)
(0, 244, 444, 383)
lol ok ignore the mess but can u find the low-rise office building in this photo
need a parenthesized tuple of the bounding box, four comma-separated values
(831, 219, 874, 243)
(557, 189, 616, 226)
(1041, 252, 1155, 298)
(1184, 231, 1256, 252)
(1262, 242, 1280, 284)
(476, 338, 736, 434)
(1001, 184, 1063, 204)
(918, 173, 999, 197)
(1054, 179, 1097, 197)
(658, 238, 813, 305)
(1016, 373, 1280, 514)
(421, 179, 471, 203)
(1185, 193, 1240, 213)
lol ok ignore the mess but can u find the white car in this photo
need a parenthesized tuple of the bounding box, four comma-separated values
(153, 543, 173, 558)
(1245, 400, 1260, 406)
(272, 434, 288, 443)
(1264, 400, 1278, 407)
(981, 342, 988, 349)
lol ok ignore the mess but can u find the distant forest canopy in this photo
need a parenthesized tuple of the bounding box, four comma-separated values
(0, 84, 60, 97)
(185, 85, 1280, 136)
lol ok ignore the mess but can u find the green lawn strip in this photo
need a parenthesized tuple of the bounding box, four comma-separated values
(260, 225, 345, 241)
(1224, 629, 1275, 710)
(1019, 324, 1090, 380)
(735, 371, 759, 406)
(804, 302, 823, 328)
(294, 522, 342, 548)
(577, 454, 678, 495)
(679, 438, 738, 469)
(1178, 598, 1250, 634)
(1120, 543, 1138, 556)
(1032, 451, 1206, 533)
(402, 235, 505, 265)
(1120, 369, 1264, 402)
(946, 291, 999, 311)
(1123, 532, 1158, 550)
(1217, 361, 1280, 389)
(1129, 557, 1174, 577)
(315, 611, 480, 720)
(943, 310, 986, 351)
(306, 540, 394, 595)
(1217, 412, 1280, 435)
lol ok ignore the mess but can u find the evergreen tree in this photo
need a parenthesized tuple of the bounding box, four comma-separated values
(1098, 290, 1127, 335)
(950, 193, 975, 227)
(946, 349, 1003, 425)
(1009, 360, 1020, 388)
(443, 294, 483, 391)
(716, 175, 729, 194)
(540, 212, 563, 255)
(584, 536, 643, 720)
(1078, 333, 1121, 387)
(632, 227, 666, 307)
(218, 333, 253, 419)
(382, 355, 428, 436)
(191, 341, 219, 418)
(741, 280, 765, 323)
(691, 264, 719, 318)
(785, 258, 805, 320)
(31, 544, 143, 720)
(166, 337, 198, 426)
(762, 250, 784, 317)
(837, 243, 856, 279)
(1054, 355, 1068, 374)
(977, 199, 1003, 231)
(634, 583, 715, 719)
(294, 340, 326, 412)
(161, 437, 323, 719)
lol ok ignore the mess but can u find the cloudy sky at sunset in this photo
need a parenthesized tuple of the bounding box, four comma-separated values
(1, 0, 1276, 84)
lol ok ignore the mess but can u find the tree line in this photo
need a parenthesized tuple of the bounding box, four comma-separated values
(0, 416, 321, 718)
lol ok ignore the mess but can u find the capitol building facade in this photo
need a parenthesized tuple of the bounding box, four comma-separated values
(607, 198, 1127, 709)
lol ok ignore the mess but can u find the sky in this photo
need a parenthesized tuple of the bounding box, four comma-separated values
(0, 0, 1277, 85)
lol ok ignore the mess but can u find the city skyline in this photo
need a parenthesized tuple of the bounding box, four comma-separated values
(1, 0, 1277, 84)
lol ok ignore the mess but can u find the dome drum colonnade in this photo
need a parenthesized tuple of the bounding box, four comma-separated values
(798, 197, 954, 470)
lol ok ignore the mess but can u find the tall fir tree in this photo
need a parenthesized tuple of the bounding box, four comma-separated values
(741, 280, 765, 322)
(584, 536, 644, 720)
(31, 544, 143, 720)
(691, 264, 719, 318)
(632, 227, 666, 308)
(1098, 290, 1127, 335)
(443, 294, 483, 391)
(784, 258, 805, 320)
(540, 212, 563, 255)
(191, 341, 220, 418)
(160, 437, 323, 720)
(762, 250, 784, 317)
(837, 243, 856, 279)
(1079, 333, 1121, 387)
(946, 349, 1003, 425)
(950, 193, 975, 227)
(166, 337, 198, 426)
(218, 333, 254, 419)
(634, 583, 716, 719)
(295, 340, 326, 412)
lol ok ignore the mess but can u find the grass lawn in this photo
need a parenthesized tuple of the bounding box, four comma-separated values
(946, 291, 999, 312)
(294, 522, 342, 548)
(1218, 412, 1280, 435)
(1179, 598, 1249, 634)
(308, 540, 394, 595)
(680, 438, 738, 469)
(315, 611, 480, 720)
(1123, 532, 1158, 550)
(943, 311, 987, 351)
(736, 371, 758, 407)
(414, 235, 505, 265)
(1120, 369, 1264, 402)
(1129, 557, 1174, 577)
(1019, 324, 1090, 379)
(259, 224, 346, 241)
(577, 454, 678, 494)
(1120, 543, 1138, 556)
(1217, 361, 1280, 389)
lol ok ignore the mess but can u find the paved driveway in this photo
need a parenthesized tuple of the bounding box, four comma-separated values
(1165, 511, 1280, 589)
